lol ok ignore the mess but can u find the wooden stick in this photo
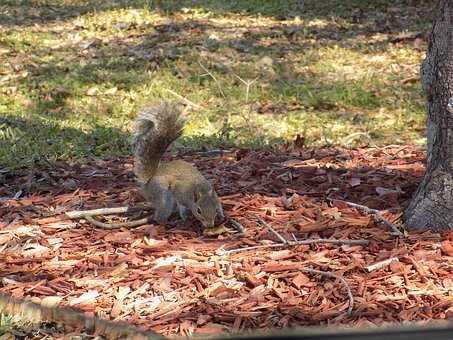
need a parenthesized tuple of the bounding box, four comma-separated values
(65, 207, 144, 219)
(365, 257, 399, 272)
(302, 268, 354, 316)
(198, 62, 226, 98)
(164, 88, 202, 110)
(219, 238, 369, 255)
(256, 216, 288, 244)
(293, 238, 369, 246)
(217, 243, 284, 255)
(84, 215, 152, 229)
(331, 199, 404, 237)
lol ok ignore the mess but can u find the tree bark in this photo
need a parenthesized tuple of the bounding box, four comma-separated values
(404, 0, 453, 232)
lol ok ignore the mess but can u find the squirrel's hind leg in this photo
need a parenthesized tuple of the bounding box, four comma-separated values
(152, 189, 177, 225)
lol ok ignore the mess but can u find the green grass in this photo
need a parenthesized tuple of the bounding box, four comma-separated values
(0, 0, 432, 173)
(0, 314, 13, 335)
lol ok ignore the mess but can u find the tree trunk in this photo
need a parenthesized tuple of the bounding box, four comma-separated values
(404, 0, 453, 232)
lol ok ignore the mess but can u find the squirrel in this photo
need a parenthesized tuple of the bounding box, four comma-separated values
(133, 101, 224, 230)
(72, 101, 226, 232)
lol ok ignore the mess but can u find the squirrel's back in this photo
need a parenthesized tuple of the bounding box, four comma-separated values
(133, 101, 185, 182)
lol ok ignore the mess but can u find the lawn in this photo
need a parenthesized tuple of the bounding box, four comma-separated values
(0, 0, 431, 174)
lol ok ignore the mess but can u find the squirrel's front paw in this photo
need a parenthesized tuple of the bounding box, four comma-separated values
(202, 225, 228, 236)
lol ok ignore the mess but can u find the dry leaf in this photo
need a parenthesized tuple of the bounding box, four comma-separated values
(104, 87, 118, 95)
(69, 290, 99, 306)
(86, 87, 99, 96)
(292, 273, 310, 289)
(268, 249, 293, 260)
(104, 231, 133, 243)
(195, 323, 226, 335)
(41, 296, 63, 308)
(111, 286, 131, 318)
(22, 243, 50, 257)
(143, 237, 168, 248)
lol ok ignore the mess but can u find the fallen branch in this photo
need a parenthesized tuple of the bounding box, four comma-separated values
(365, 257, 399, 272)
(256, 215, 287, 244)
(65, 206, 145, 219)
(85, 215, 152, 229)
(68, 206, 236, 232)
(66, 206, 153, 229)
(217, 243, 286, 255)
(220, 216, 368, 255)
(331, 199, 404, 237)
(219, 238, 368, 256)
(219, 219, 356, 315)
(301, 268, 354, 316)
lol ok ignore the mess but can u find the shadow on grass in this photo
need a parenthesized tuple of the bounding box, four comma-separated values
(0, 0, 430, 173)
(0, 0, 149, 27)
(4, 0, 431, 111)
(1, 0, 434, 28)
(16, 14, 408, 115)
(0, 114, 131, 174)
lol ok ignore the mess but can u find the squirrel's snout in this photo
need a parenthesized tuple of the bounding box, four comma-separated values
(203, 219, 215, 229)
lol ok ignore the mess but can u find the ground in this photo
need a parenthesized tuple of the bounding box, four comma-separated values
(1, 0, 452, 338)
(1, 146, 452, 337)
(1, 0, 430, 173)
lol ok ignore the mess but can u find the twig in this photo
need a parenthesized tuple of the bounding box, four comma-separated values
(233, 74, 257, 104)
(365, 257, 399, 272)
(331, 199, 404, 237)
(65, 206, 145, 219)
(341, 132, 373, 147)
(195, 149, 233, 157)
(301, 268, 354, 316)
(256, 216, 287, 244)
(219, 238, 368, 255)
(295, 191, 327, 197)
(405, 256, 429, 283)
(293, 239, 368, 246)
(198, 62, 226, 98)
(218, 243, 287, 255)
(164, 88, 202, 110)
(85, 215, 152, 229)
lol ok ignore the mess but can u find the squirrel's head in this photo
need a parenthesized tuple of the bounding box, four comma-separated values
(191, 187, 218, 229)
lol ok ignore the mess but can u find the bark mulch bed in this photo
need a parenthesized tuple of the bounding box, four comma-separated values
(1, 145, 452, 337)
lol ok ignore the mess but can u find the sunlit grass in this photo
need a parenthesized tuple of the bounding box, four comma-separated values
(0, 0, 431, 173)
(0, 314, 13, 335)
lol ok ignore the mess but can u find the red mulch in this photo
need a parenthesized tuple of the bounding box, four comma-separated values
(1, 145, 452, 337)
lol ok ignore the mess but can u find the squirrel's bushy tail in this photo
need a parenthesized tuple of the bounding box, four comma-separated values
(133, 101, 185, 182)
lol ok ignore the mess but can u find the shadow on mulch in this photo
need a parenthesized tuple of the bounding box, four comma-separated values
(1, 145, 452, 337)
